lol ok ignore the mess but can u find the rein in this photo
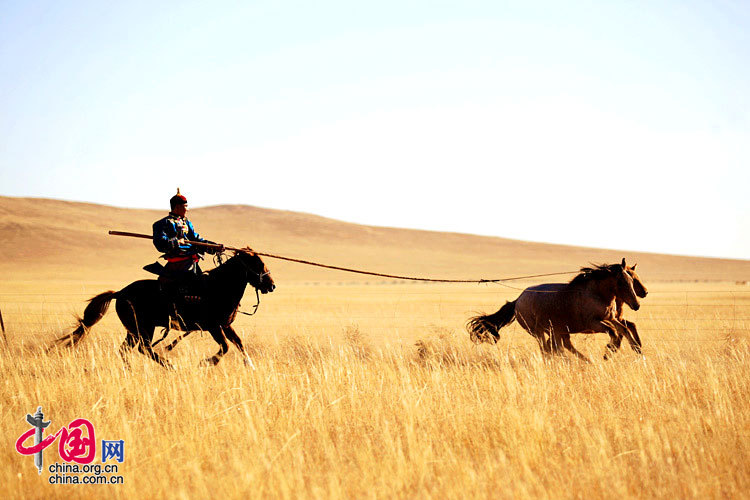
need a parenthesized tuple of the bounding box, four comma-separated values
(238, 288, 261, 317)
(227, 252, 269, 317)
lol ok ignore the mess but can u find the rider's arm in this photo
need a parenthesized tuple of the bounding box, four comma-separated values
(185, 220, 222, 254)
(185, 220, 207, 244)
(152, 219, 179, 253)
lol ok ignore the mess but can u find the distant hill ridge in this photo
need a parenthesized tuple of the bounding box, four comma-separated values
(1, 196, 748, 282)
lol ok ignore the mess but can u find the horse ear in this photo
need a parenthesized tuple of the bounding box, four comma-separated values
(621, 257, 626, 267)
(632, 263, 637, 270)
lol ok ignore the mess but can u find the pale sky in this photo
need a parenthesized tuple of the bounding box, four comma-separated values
(1, 1, 748, 259)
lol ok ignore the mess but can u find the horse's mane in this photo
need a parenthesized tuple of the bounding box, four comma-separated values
(568, 263, 621, 286)
(205, 248, 260, 278)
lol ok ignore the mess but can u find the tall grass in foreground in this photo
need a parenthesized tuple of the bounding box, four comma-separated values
(2, 329, 749, 500)
(1, 282, 749, 499)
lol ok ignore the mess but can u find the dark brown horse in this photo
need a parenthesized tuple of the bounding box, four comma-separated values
(53, 249, 275, 368)
(467, 259, 643, 362)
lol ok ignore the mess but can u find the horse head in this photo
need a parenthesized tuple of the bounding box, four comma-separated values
(616, 260, 640, 311)
(622, 258, 648, 299)
(236, 248, 276, 294)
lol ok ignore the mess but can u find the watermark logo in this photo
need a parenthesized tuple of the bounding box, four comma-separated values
(102, 440, 125, 463)
(15, 406, 125, 485)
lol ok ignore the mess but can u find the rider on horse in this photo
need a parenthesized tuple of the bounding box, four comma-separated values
(152, 188, 222, 277)
(148, 189, 225, 323)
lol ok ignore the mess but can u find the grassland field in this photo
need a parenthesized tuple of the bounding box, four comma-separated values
(1, 279, 749, 499)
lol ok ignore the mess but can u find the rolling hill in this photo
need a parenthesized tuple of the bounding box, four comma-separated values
(1, 196, 748, 283)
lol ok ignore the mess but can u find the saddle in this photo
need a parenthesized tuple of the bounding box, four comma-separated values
(143, 261, 206, 327)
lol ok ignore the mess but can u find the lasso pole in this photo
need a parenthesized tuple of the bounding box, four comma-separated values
(108, 230, 578, 283)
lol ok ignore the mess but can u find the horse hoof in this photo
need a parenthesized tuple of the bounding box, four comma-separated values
(199, 357, 218, 367)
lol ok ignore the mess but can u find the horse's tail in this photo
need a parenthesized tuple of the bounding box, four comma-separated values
(467, 300, 517, 344)
(53, 291, 118, 348)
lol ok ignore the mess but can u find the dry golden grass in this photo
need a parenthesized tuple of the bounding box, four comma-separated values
(2, 281, 750, 499)
(2, 196, 750, 497)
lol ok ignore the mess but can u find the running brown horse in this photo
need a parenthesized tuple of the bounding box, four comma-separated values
(608, 261, 648, 358)
(467, 259, 643, 362)
(53, 249, 275, 368)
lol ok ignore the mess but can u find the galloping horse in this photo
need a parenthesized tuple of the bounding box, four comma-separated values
(467, 259, 643, 362)
(53, 249, 275, 368)
(610, 261, 648, 358)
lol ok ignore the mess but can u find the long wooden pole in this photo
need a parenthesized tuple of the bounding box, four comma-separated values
(108, 231, 234, 252)
(108, 230, 578, 283)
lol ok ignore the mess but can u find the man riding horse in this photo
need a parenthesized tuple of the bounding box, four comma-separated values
(54, 188, 275, 368)
(152, 188, 222, 277)
(148, 189, 224, 322)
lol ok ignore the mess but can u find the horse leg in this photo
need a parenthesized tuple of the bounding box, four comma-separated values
(120, 315, 173, 368)
(603, 330, 623, 360)
(581, 319, 624, 360)
(601, 320, 641, 356)
(602, 318, 624, 360)
(116, 300, 168, 368)
(547, 330, 568, 359)
(201, 326, 229, 366)
(136, 340, 174, 369)
(223, 325, 256, 369)
(164, 331, 194, 352)
(543, 337, 553, 354)
(527, 328, 555, 358)
(609, 319, 642, 355)
(541, 336, 552, 356)
(130, 324, 174, 369)
(623, 319, 643, 353)
(119, 333, 138, 369)
(151, 327, 170, 347)
(530, 331, 548, 355)
(561, 334, 591, 363)
(602, 320, 642, 359)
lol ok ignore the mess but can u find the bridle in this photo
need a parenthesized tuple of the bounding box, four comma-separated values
(238, 288, 261, 317)
(225, 250, 273, 317)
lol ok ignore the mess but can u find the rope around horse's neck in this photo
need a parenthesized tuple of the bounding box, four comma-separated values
(251, 251, 579, 283)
